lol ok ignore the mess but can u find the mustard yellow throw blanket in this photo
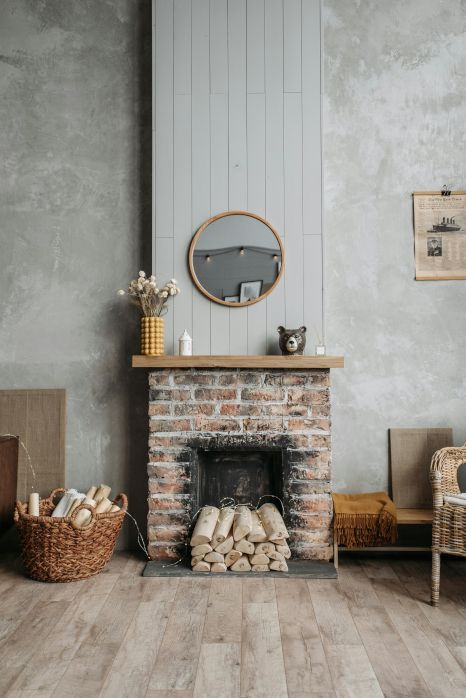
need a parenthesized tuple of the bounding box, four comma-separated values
(332, 492, 397, 548)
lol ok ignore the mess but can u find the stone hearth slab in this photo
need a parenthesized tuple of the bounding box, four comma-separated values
(143, 559, 337, 578)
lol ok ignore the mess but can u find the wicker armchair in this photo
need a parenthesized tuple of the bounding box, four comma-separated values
(430, 444, 466, 605)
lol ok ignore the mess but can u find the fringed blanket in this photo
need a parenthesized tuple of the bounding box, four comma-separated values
(332, 492, 397, 548)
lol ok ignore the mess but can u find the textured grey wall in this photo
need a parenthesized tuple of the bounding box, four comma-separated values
(0, 0, 152, 546)
(324, 0, 466, 492)
(1, 0, 465, 552)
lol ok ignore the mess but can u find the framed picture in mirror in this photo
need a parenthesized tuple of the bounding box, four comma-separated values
(188, 211, 285, 307)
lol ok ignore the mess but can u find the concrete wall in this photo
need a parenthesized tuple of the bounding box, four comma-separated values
(324, 0, 466, 492)
(0, 0, 152, 546)
(1, 0, 465, 552)
(152, 0, 324, 356)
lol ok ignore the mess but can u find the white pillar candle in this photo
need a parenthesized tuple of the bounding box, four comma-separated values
(28, 492, 39, 517)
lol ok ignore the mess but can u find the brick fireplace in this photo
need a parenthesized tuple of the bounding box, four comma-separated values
(146, 366, 334, 562)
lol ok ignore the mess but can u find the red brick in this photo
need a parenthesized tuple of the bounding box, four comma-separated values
(218, 372, 261, 386)
(309, 435, 331, 449)
(243, 418, 283, 432)
(149, 435, 188, 448)
(286, 418, 315, 432)
(261, 403, 308, 417)
(173, 373, 216, 385)
(263, 373, 283, 386)
(150, 419, 191, 432)
(289, 465, 331, 482)
(287, 434, 311, 448)
(309, 372, 330, 387)
(148, 526, 188, 543)
(287, 449, 329, 466)
(148, 450, 184, 462)
(148, 464, 189, 480)
(282, 373, 309, 386)
(310, 390, 330, 405)
(288, 528, 332, 544)
(149, 479, 189, 495)
(289, 545, 332, 561)
(241, 387, 285, 401)
(150, 388, 192, 401)
(148, 494, 190, 510)
(289, 512, 333, 529)
(148, 543, 183, 561)
(287, 388, 318, 405)
(174, 403, 216, 416)
(289, 494, 332, 513)
(148, 403, 172, 416)
(148, 511, 190, 527)
(289, 479, 331, 494)
(307, 419, 330, 432)
(313, 403, 331, 417)
(194, 388, 237, 401)
(220, 403, 262, 416)
(194, 417, 241, 432)
(148, 371, 171, 386)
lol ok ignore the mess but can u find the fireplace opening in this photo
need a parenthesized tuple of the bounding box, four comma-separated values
(196, 449, 284, 509)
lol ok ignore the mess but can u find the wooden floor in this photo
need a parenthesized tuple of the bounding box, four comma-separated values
(0, 553, 465, 697)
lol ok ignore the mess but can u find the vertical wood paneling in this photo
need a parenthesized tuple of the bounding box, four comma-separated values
(173, 0, 192, 348)
(210, 0, 230, 354)
(153, 0, 322, 356)
(284, 92, 304, 328)
(303, 235, 323, 347)
(154, 0, 174, 239)
(247, 0, 265, 94)
(284, 0, 302, 92)
(155, 237, 175, 353)
(247, 93, 267, 354)
(228, 0, 248, 353)
(265, 0, 286, 353)
(191, 0, 211, 354)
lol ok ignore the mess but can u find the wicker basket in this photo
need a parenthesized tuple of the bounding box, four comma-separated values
(14, 488, 127, 583)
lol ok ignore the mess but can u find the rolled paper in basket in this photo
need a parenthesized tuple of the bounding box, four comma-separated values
(66, 494, 86, 517)
(52, 489, 80, 517)
(73, 497, 96, 528)
(28, 493, 39, 517)
(94, 484, 111, 503)
(95, 497, 113, 514)
(110, 504, 120, 512)
(85, 486, 97, 499)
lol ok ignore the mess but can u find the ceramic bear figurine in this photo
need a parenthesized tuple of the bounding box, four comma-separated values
(277, 326, 307, 356)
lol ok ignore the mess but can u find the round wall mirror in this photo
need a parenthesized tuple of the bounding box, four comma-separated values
(188, 211, 285, 307)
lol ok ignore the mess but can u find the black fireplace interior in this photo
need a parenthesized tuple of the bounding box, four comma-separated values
(196, 449, 284, 508)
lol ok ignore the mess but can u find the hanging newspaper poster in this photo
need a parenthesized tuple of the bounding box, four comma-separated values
(413, 191, 466, 280)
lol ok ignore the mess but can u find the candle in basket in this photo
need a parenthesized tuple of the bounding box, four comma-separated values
(28, 493, 39, 517)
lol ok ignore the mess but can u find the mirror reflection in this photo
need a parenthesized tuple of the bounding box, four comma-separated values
(189, 212, 284, 306)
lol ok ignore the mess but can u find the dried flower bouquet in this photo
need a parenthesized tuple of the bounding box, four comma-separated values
(118, 272, 180, 317)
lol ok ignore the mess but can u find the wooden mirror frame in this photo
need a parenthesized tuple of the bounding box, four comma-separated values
(188, 210, 285, 308)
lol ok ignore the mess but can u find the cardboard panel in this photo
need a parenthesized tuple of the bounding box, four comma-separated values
(389, 428, 453, 508)
(0, 390, 66, 500)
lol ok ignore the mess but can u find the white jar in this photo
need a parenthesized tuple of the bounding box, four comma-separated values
(179, 329, 193, 356)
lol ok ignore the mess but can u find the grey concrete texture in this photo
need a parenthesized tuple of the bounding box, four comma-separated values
(324, 0, 466, 492)
(0, 0, 152, 547)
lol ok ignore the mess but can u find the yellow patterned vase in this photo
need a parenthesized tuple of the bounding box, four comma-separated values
(141, 316, 165, 356)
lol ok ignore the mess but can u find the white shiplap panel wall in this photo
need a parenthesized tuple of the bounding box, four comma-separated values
(153, 0, 323, 355)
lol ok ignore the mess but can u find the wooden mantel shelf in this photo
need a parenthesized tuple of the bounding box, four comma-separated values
(132, 355, 344, 369)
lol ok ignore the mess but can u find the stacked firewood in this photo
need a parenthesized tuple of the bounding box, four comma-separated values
(190, 503, 291, 573)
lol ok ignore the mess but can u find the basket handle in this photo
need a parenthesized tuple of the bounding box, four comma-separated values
(48, 488, 66, 505)
(112, 493, 128, 512)
(70, 502, 97, 531)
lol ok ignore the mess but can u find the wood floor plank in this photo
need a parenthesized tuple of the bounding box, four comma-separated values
(241, 601, 288, 698)
(241, 577, 276, 604)
(308, 578, 383, 697)
(51, 575, 147, 697)
(202, 578, 242, 643)
(193, 643, 240, 698)
(370, 573, 466, 697)
(338, 564, 432, 697)
(148, 578, 211, 692)
(99, 578, 178, 698)
(6, 572, 120, 697)
(275, 578, 334, 697)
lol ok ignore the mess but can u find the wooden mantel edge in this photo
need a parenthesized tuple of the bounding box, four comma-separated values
(132, 355, 344, 369)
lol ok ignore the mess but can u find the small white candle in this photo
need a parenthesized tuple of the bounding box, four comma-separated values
(28, 492, 39, 517)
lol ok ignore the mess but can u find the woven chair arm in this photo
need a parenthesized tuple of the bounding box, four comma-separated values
(430, 446, 466, 497)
